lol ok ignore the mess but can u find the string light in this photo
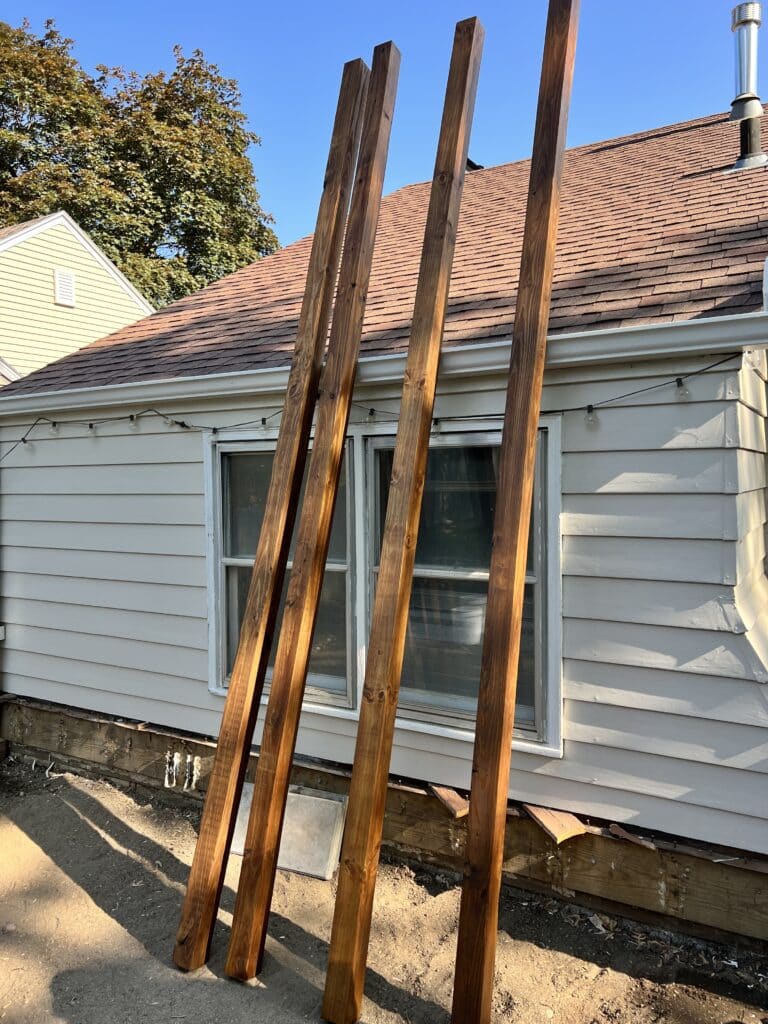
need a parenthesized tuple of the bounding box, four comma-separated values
(0, 351, 743, 466)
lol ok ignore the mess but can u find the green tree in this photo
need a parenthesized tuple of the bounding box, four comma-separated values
(0, 20, 278, 306)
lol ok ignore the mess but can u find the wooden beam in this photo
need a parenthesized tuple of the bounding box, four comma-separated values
(431, 784, 470, 819)
(523, 803, 587, 844)
(4, 697, 767, 944)
(322, 19, 484, 1024)
(171, 58, 369, 973)
(223, 40, 400, 983)
(451, 3, 579, 1021)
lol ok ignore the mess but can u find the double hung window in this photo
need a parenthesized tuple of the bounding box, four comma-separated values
(369, 432, 545, 731)
(211, 424, 555, 745)
(218, 443, 353, 704)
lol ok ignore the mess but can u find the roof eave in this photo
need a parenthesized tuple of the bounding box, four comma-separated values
(0, 310, 765, 419)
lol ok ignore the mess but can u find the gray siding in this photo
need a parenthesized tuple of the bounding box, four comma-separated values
(1, 350, 767, 853)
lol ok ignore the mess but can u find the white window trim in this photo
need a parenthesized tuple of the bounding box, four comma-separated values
(364, 415, 563, 758)
(203, 412, 563, 759)
(204, 428, 356, 709)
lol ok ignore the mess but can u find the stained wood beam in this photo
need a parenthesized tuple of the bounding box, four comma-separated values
(451, 2, 580, 1022)
(223, 40, 400, 983)
(322, 19, 484, 1024)
(171, 58, 369, 973)
(4, 698, 768, 944)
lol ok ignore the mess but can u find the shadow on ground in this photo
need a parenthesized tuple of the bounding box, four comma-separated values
(3, 771, 447, 1023)
(2, 765, 767, 1024)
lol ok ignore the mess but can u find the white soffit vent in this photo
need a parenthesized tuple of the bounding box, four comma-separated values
(53, 268, 76, 308)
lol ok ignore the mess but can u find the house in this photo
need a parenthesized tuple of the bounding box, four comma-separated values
(0, 112, 767, 858)
(0, 211, 152, 382)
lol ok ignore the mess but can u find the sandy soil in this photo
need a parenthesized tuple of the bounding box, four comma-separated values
(0, 758, 766, 1024)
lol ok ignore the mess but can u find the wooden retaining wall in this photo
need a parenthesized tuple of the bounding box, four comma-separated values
(1, 695, 766, 944)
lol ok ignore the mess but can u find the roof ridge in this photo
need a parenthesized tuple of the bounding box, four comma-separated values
(3, 109, 765, 399)
(366, 111, 737, 201)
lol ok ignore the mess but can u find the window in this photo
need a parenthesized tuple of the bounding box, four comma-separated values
(369, 430, 547, 736)
(208, 419, 560, 751)
(216, 442, 354, 705)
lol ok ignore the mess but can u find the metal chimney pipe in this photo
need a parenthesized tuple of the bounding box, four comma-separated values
(730, 3, 767, 169)
(731, 3, 764, 121)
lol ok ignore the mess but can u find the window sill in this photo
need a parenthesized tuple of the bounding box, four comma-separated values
(207, 684, 564, 759)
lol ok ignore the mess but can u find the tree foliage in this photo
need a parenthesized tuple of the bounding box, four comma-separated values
(0, 20, 278, 306)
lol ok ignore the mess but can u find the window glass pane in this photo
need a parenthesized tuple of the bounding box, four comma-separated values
(224, 450, 347, 562)
(377, 444, 533, 573)
(399, 579, 536, 716)
(225, 564, 347, 693)
(224, 452, 272, 558)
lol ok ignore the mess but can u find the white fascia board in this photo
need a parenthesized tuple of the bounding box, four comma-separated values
(0, 211, 64, 254)
(0, 309, 766, 420)
(0, 210, 154, 315)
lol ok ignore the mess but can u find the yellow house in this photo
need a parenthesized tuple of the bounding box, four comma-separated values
(0, 211, 152, 382)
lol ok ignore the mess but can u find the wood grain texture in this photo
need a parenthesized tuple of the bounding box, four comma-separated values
(451, 3, 579, 1021)
(523, 804, 587, 844)
(171, 58, 369, 973)
(4, 697, 768, 942)
(223, 41, 400, 983)
(431, 784, 470, 819)
(322, 19, 484, 1024)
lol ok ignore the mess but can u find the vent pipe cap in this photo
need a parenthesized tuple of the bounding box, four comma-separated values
(731, 3, 764, 121)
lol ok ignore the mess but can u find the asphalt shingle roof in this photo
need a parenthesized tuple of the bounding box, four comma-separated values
(5, 112, 768, 398)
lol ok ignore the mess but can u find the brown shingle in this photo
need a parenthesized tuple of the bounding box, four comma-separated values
(5, 112, 768, 398)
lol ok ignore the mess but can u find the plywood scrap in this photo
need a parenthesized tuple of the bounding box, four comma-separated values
(430, 784, 470, 819)
(609, 822, 657, 851)
(523, 804, 588, 845)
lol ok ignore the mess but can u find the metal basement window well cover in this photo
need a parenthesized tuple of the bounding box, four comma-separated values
(231, 783, 348, 880)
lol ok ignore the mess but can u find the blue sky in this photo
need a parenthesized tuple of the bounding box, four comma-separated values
(5, 1, 760, 245)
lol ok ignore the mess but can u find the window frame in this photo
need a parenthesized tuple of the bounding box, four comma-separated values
(205, 429, 357, 710)
(204, 413, 563, 758)
(364, 417, 562, 754)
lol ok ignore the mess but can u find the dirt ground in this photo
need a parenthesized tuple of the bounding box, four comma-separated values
(0, 758, 766, 1024)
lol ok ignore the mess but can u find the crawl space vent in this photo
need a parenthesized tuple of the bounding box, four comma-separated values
(53, 269, 76, 307)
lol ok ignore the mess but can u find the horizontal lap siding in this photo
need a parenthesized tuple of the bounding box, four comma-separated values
(0, 419, 210, 715)
(1, 353, 767, 853)
(557, 352, 768, 852)
(0, 223, 148, 376)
